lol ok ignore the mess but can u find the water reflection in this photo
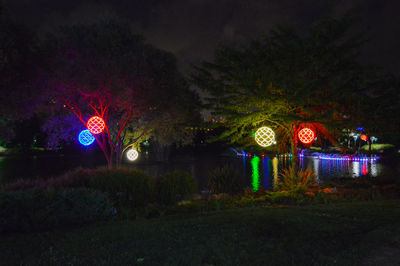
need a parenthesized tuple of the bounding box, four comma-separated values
(272, 157, 278, 189)
(263, 157, 270, 190)
(250, 156, 260, 191)
(371, 161, 378, 177)
(0, 152, 388, 190)
(313, 157, 320, 181)
(244, 155, 383, 191)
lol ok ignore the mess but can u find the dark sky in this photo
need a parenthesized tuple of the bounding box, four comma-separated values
(5, 0, 400, 75)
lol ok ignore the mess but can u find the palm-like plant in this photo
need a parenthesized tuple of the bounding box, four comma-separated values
(277, 166, 317, 192)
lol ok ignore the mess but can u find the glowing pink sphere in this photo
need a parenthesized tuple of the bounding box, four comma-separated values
(87, 116, 105, 134)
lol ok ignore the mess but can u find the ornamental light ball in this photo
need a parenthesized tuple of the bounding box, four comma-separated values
(360, 134, 368, 141)
(87, 116, 105, 134)
(78, 129, 95, 146)
(127, 149, 139, 161)
(255, 127, 276, 147)
(298, 128, 315, 144)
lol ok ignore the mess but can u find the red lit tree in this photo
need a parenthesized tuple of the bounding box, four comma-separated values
(40, 21, 200, 167)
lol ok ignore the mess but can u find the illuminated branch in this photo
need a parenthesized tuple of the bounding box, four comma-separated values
(89, 103, 101, 117)
(115, 109, 132, 146)
(62, 98, 87, 126)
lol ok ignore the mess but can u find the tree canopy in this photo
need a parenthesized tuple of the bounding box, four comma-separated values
(0, 5, 38, 143)
(39, 20, 200, 166)
(192, 17, 376, 156)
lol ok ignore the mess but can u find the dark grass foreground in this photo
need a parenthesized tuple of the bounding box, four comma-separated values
(1, 201, 400, 265)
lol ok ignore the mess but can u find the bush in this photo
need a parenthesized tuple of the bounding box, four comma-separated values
(0, 188, 112, 234)
(154, 171, 197, 205)
(268, 191, 310, 204)
(207, 165, 244, 195)
(88, 168, 153, 209)
(3, 167, 153, 210)
(276, 166, 317, 192)
(2, 167, 93, 191)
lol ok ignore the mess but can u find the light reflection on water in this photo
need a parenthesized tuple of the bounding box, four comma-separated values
(250, 156, 260, 191)
(247, 155, 382, 191)
(0, 153, 388, 191)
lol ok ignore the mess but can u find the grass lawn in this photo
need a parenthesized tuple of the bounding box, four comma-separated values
(361, 143, 395, 151)
(1, 200, 400, 265)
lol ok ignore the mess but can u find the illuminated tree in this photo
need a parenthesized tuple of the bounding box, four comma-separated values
(40, 21, 200, 167)
(192, 17, 372, 167)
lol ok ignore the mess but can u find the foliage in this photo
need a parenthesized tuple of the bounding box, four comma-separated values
(0, 188, 112, 234)
(88, 168, 153, 209)
(2, 167, 152, 209)
(164, 200, 203, 216)
(2, 167, 93, 191)
(191, 17, 376, 157)
(360, 143, 395, 151)
(356, 75, 400, 145)
(268, 191, 309, 204)
(0, 7, 39, 144)
(276, 166, 317, 192)
(207, 165, 245, 195)
(39, 20, 201, 167)
(154, 170, 198, 205)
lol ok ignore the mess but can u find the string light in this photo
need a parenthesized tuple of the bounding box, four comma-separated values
(78, 129, 95, 146)
(255, 127, 276, 147)
(235, 151, 378, 162)
(87, 116, 105, 134)
(126, 149, 139, 161)
(298, 128, 315, 144)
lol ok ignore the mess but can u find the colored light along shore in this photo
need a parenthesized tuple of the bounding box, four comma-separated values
(233, 150, 378, 162)
(316, 154, 378, 162)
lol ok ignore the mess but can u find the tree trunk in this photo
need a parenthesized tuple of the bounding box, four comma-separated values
(290, 123, 298, 171)
(368, 140, 371, 154)
(115, 145, 120, 168)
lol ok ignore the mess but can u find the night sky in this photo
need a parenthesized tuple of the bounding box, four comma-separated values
(5, 0, 400, 74)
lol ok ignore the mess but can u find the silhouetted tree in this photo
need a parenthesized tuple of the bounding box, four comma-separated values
(0, 2, 38, 144)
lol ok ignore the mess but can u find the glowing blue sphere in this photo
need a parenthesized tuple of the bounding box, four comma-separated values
(78, 129, 95, 146)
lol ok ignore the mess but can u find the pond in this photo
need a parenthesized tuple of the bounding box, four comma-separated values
(240, 154, 383, 191)
(0, 149, 396, 191)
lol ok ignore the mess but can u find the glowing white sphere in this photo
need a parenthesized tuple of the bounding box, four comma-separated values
(255, 127, 276, 147)
(126, 149, 139, 161)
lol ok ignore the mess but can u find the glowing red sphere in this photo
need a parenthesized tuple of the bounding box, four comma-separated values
(298, 128, 315, 144)
(87, 116, 105, 134)
(360, 134, 368, 141)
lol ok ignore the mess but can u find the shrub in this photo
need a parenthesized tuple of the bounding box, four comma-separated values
(154, 170, 197, 205)
(165, 201, 202, 215)
(2, 167, 93, 191)
(3, 167, 153, 210)
(54, 167, 93, 188)
(207, 165, 244, 195)
(268, 191, 310, 204)
(0, 188, 112, 234)
(88, 168, 153, 209)
(276, 166, 317, 192)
